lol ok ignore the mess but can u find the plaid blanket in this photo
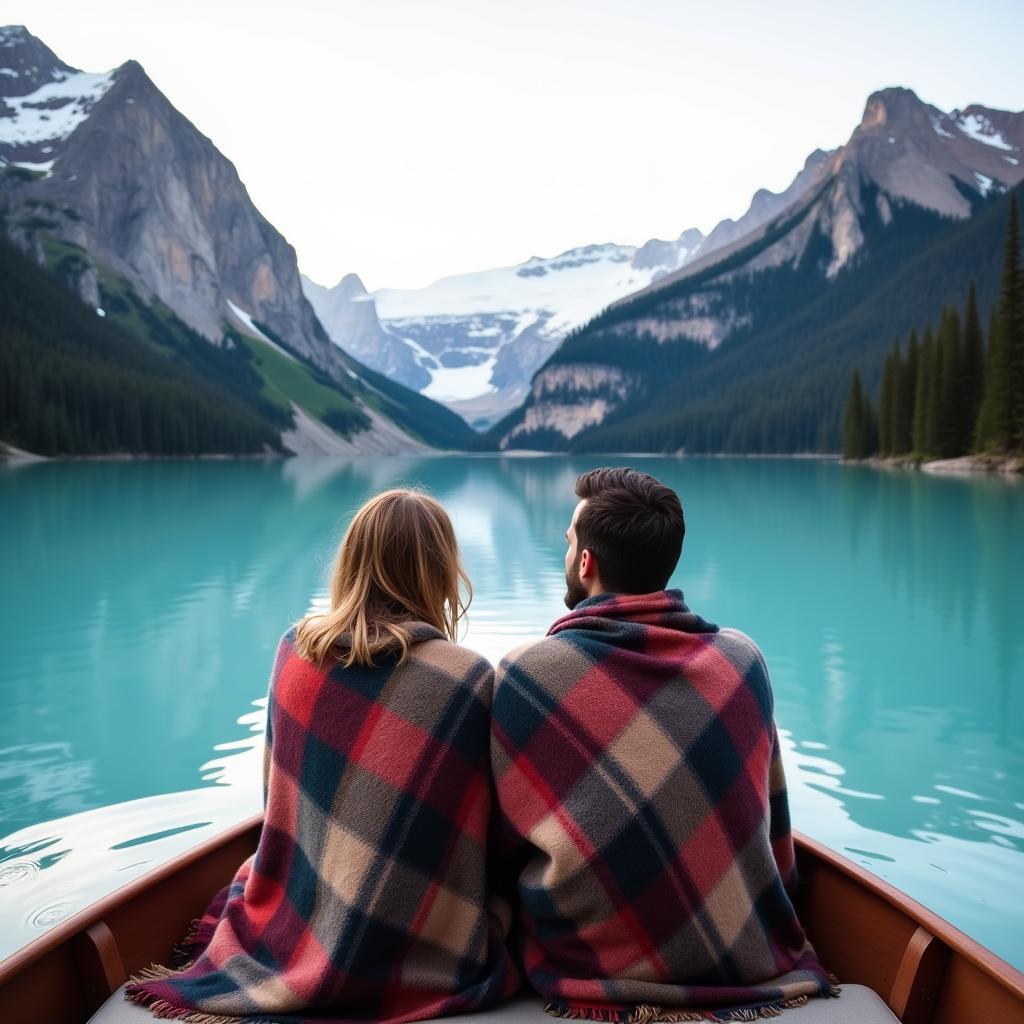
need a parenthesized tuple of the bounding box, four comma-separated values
(491, 590, 837, 1022)
(125, 624, 518, 1023)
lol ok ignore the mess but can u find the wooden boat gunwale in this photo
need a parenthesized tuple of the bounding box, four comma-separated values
(793, 829, 1024, 995)
(0, 815, 1021, 1023)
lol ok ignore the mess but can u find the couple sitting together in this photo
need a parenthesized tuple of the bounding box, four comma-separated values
(126, 468, 836, 1024)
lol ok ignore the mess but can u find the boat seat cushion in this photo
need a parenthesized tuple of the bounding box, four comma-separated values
(89, 985, 899, 1023)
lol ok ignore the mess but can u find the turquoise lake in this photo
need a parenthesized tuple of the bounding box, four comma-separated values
(1, 456, 1022, 968)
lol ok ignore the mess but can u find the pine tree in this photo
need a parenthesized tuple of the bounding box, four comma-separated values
(976, 194, 1024, 452)
(976, 310, 998, 449)
(913, 328, 935, 454)
(936, 306, 962, 457)
(896, 331, 918, 455)
(878, 339, 899, 455)
(863, 391, 879, 457)
(924, 325, 944, 455)
(961, 281, 985, 450)
(842, 369, 878, 459)
(1006, 194, 1024, 449)
(843, 370, 865, 459)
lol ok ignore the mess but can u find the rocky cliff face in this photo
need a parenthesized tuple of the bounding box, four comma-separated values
(634, 88, 1024, 303)
(302, 272, 430, 390)
(3, 53, 328, 364)
(688, 149, 832, 261)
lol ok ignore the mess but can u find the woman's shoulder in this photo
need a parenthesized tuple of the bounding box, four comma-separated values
(411, 636, 494, 682)
(273, 625, 301, 663)
(271, 626, 322, 680)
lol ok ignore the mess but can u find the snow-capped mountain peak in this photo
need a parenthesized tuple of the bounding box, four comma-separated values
(375, 241, 659, 326)
(0, 25, 74, 93)
(0, 27, 115, 171)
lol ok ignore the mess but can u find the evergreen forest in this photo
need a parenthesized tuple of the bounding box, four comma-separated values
(842, 195, 1023, 461)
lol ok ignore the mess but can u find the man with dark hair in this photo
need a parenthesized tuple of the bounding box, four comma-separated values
(491, 467, 837, 1022)
(564, 467, 684, 607)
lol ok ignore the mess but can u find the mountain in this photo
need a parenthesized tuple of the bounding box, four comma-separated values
(307, 150, 837, 431)
(305, 237, 695, 429)
(0, 25, 478, 455)
(301, 272, 431, 391)
(494, 87, 1024, 452)
(687, 149, 834, 264)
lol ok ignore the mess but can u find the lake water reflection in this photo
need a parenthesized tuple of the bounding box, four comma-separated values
(1, 456, 1021, 967)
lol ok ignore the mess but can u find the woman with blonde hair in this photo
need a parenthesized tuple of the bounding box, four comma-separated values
(125, 489, 519, 1024)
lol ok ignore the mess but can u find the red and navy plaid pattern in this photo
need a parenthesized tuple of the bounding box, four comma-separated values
(491, 590, 836, 1022)
(125, 624, 519, 1023)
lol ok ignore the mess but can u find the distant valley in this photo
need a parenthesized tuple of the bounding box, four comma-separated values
(304, 150, 831, 429)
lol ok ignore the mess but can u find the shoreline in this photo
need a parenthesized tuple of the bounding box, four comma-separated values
(0, 447, 846, 463)
(852, 453, 1024, 477)
(0, 444, 284, 464)
(3, 442, 1021, 475)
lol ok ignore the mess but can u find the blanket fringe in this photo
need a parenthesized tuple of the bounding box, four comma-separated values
(170, 916, 203, 967)
(544, 1005, 631, 1023)
(123, 963, 271, 1024)
(545, 994, 822, 1023)
(126, 964, 185, 982)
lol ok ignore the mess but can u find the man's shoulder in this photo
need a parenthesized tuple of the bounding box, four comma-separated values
(712, 627, 774, 714)
(499, 635, 568, 666)
(713, 626, 766, 666)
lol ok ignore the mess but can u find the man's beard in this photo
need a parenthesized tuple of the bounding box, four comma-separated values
(564, 550, 588, 609)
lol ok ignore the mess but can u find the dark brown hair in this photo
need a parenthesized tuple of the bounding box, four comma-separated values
(574, 467, 684, 594)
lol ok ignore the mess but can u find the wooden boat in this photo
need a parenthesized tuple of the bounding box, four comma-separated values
(0, 815, 1021, 1023)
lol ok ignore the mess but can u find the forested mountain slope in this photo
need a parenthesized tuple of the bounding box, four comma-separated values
(493, 89, 1024, 453)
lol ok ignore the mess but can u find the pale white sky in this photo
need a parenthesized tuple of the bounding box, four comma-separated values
(7, 0, 1023, 290)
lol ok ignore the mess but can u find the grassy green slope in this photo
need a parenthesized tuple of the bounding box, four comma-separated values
(250, 316, 488, 451)
(227, 327, 369, 437)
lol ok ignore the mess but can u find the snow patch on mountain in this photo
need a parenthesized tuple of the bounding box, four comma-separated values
(3, 158, 54, 175)
(423, 353, 498, 401)
(0, 25, 28, 47)
(226, 298, 301, 363)
(0, 68, 115, 152)
(374, 241, 678, 334)
(930, 113, 956, 140)
(974, 172, 995, 195)
(954, 111, 1016, 151)
(356, 237, 703, 419)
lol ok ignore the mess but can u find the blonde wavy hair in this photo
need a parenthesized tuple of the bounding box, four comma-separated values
(294, 488, 471, 667)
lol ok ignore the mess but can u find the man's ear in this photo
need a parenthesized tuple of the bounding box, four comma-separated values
(579, 548, 595, 580)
